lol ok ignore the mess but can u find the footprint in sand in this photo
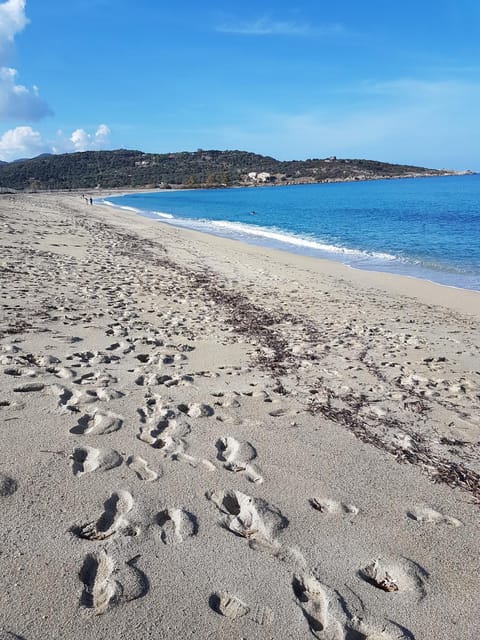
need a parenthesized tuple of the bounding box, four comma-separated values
(73, 371, 118, 387)
(0, 474, 17, 497)
(50, 385, 74, 411)
(106, 324, 128, 338)
(346, 616, 414, 640)
(134, 372, 163, 387)
(3, 367, 27, 377)
(137, 401, 213, 470)
(70, 446, 123, 476)
(138, 414, 185, 451)
(79, 550, 119, 615)
(95, 388, 124, 402)
(70, 409, 124, 435)
(51, 384, 123, 412)
(136, 395, 161, 423)
(292, 573, 343, 639)
(135, 352, 186, 367)
(72, 490, 136, 540)
(248, 603, 275, 626)
(407, 506, 462, 527)
(135, 372, 194, 387)
(309, 498, 359, 516)
(13, 382, 45, 393)
(127, 455, 159, 482)
(207, 489, 287, 550)
(79, 551, 148, 615)
(212, 391, 242, 409)
(209, 592, 274, 626)
(106, 341, 132, 354)
(155, 508, 198, 544)
(24, 354, 61, 368)
(216, 436, 263, 483)
(69, 350, 120, 366)
(358, 557, 428, 599)
(49, 366, 77, 380)
(177, 402, 214, 418)
(209, 592, 249, 619)
(137, 406, 201, 465)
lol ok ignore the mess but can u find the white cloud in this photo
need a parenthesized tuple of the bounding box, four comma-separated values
(68, 124, 111, 151)
(0, 123, 112, 161)
(95, 123, 110, 140)
(0, 0, 28, 63)
(0, 66, 52, 120)
(0, 125, 44, 160)
(216, 16, 344, 37)
(0, 1, 52, 121)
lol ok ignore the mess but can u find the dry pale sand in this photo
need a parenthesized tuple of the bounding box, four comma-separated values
(0, 193, 479, 640)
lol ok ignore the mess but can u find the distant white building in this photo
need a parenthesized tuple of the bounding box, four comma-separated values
(247, 171, 272, 183)
(257, 172, 271, 182)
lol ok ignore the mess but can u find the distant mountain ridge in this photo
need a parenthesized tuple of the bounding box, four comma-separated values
(0, 148, 462, 191)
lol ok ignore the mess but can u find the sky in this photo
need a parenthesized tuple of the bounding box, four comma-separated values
(0, 0, 479, 169)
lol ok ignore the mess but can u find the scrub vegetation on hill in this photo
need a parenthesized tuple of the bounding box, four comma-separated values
(0, 148, 455, 191)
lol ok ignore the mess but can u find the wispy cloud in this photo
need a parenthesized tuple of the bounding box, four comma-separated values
(179, 77, 480, 170)
(268, 79, 480, 168)
(216, 16, 344, 37)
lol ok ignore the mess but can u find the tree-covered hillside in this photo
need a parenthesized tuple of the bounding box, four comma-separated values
(0, 148, 452, 191)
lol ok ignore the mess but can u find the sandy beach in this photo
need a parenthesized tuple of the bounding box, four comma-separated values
(1, 192, 479, 640)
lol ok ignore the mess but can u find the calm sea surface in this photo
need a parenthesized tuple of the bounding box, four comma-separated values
(100, 174, 480, 291)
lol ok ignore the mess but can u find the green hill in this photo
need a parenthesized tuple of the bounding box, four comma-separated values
(0, 148, 454, 191)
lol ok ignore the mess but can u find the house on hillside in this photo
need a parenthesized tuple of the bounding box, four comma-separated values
(247, 171, 273, 183)
(257, 172, 271, 182)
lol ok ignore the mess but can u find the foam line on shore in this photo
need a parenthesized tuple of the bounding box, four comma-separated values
(97, 197, 478, 291)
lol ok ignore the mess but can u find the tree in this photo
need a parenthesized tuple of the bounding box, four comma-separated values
(206, 174, 217, 188)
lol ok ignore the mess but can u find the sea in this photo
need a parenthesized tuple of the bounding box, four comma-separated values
(98, 174, 480, 292)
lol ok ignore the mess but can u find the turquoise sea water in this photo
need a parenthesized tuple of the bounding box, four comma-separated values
(100, 174, 480, 291)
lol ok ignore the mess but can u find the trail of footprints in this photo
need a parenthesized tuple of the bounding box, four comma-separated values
(0, 320, 464, 634)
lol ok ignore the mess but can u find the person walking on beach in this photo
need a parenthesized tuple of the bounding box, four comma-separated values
(89, 197, 93, 205)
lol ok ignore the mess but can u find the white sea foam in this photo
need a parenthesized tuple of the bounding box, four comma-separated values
(98, 199, 399, 264)
(165, 217, 398, 263)
(100, 200, 141, 213)
(152, 211, 174, 219)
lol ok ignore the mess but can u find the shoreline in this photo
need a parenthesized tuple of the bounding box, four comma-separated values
(96, 183, 480, 299)
(116, 202, 480, 316)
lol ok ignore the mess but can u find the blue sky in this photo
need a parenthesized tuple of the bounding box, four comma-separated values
(0, 0, 479, 168)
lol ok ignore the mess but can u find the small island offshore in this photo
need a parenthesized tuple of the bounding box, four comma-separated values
(0, 148, 472, 192)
